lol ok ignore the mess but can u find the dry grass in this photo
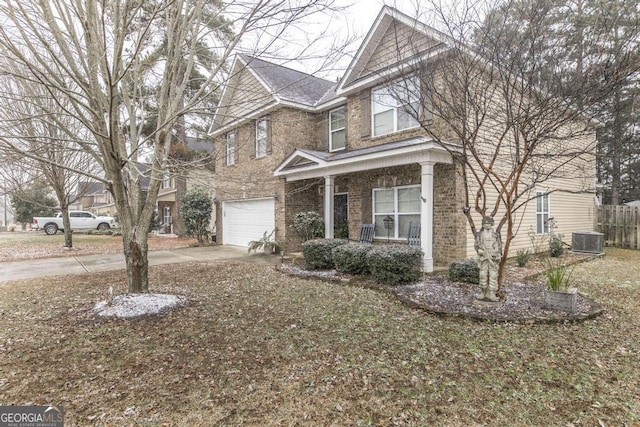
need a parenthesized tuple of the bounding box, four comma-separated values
(0, 247, 639, 426)
(0, 232, 197, 262)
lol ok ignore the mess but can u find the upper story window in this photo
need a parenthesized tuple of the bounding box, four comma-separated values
(161, 173, 172, 189)
(536, 191, 550, 234)
(256, 117, 268, 158)
(372, 76, 420, 137)
(329, 107, 346, 151)
(226, 131, 236, 165)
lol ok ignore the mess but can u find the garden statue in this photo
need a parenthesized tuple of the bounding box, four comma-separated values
(474, 216, 502, 302)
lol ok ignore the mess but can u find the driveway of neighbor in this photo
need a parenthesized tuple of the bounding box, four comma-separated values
(0, 245, 280, 283)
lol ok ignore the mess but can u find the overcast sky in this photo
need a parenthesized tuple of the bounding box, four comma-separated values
(280, 0, 427, 80)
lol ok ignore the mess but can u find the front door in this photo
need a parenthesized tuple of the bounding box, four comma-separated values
(334, 193, 348, 239)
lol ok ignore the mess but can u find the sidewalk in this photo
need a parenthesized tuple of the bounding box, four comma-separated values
(0, 245, 280, 283)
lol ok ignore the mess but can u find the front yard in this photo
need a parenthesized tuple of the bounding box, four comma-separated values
(0, 248, 638, 425)
(0, 232, 197, 262)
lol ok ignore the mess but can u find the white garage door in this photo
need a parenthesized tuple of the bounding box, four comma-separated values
(222, 198, 275, 247)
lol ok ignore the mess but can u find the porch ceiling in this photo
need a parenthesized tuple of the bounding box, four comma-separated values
(273, 137, 459, 182)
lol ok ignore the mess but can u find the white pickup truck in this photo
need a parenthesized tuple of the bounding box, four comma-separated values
(32, 211, 117, 235)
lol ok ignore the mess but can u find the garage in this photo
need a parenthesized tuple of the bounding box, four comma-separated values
(222, 198, 275, 247)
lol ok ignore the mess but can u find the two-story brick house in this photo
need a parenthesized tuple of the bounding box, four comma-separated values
(211, 6, 596, 271)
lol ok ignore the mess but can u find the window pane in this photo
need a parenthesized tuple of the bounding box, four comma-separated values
(398, 215, 420, 238)
(330, 108, 345, 129)
(398, 187, 421, 212)
(374, 215, 393, 238)
(256, 119, 267, 157)
(372, 88, 395, 113)
(226, 132, 235, 165)
(374, 189, 394, 213)
(373, 110, 394, 136)
(331, 129, 346, 150)
(398, 103, 419, 130)
(537, 215, 543, 234)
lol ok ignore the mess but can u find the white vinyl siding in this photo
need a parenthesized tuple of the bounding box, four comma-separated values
(256, 118, 268, 158)
(373, 185, 421, 239)
(329, 107, 346, 151)
(536, 191, 550, 234)
(226, 131, 236, 165)
(372, 76, 420, 137)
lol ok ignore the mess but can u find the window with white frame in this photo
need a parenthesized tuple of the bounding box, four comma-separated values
(373, 185, 421, 239)
(161, 173, 172, 189)
(256, 117, 268, 158)
(226, 131, 236, 165)
(372, 76, 420, 137)
(329, 107, 346, 151)
(163, 206, 171, 226)
(536, 191, 550, 234)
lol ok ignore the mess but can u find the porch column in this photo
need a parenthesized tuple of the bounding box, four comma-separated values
(420, 161, 435, 272)
(324, 175, 335, 238)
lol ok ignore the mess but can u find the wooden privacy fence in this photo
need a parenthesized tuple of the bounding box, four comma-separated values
(595, 205, 640, 250)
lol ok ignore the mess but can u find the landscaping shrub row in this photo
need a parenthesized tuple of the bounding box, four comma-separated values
(301, 239, 423, 285)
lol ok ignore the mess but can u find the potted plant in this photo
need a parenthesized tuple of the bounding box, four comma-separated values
(248, 230, 280, 255)
(542, 257, 577, 312)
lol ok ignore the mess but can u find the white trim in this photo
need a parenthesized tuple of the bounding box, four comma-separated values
(535, 191, 551, 234)
(372, 185, 421, 239)
(255, 117, 268, 158)
(371, 76, 420, 137)
(210, 98, 349, 138)
(336, 6, 454, 95)
(274, 139, 456, 182)
(225, 131, 236, 166)
(329, 107, 346, 152)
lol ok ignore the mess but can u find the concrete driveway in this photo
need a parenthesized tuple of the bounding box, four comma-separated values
(0, 245, 281, 283)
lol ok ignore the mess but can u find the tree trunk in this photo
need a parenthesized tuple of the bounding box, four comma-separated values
(124, 233, 149, 293)
(61, 207, 73, 249)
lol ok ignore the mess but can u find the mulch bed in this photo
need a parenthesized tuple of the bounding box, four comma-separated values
(278, 252, 605, 324)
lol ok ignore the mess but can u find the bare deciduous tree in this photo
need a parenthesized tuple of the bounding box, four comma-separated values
(0, 0, 344, 293)
(0, 72, 102, 247)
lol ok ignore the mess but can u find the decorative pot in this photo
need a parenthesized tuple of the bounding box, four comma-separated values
(543, 287, 577, 313)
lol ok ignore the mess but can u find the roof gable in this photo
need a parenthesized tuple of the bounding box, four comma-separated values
(337, 6, 451, 94)
(212, 55, 341, 134)
(214, 57, 277, 128)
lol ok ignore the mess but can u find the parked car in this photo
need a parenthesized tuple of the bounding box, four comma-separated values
(32, 211, 117, 235)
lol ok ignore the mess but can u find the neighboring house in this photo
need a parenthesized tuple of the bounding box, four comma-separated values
(74, 181, 116, 216)
(624, 200, 640, 207)
(156, 136, 216, 235)
(211, 6, 596, 271)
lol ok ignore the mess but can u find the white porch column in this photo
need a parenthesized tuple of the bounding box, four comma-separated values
(420, 161, 435, 272)
(324, 175, 335, 238)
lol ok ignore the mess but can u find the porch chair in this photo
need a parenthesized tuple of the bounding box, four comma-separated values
(357, 223, 375, 243)
(407, 222, 421, 247)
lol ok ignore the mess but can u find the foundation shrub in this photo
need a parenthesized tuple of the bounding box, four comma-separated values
(449, 258, 479, 284)
(365, 244, 423, 285)
(301, 238, 348, 270)
(332, 243, 372, 275)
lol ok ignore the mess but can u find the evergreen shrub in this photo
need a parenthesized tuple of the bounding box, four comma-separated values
(365, 244, 423, 285)
(302, 238, 348, 270)
(449, 258, 479, 284)
(332, 243, 372, 275)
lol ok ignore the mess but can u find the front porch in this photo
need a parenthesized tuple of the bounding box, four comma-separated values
(274, 137, 466, 271)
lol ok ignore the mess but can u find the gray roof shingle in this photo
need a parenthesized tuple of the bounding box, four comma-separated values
(240, 55, 339, 107)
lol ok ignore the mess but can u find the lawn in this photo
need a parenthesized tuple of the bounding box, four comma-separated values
(0, 248, 639, 426)
(0, 232, 196, 262)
